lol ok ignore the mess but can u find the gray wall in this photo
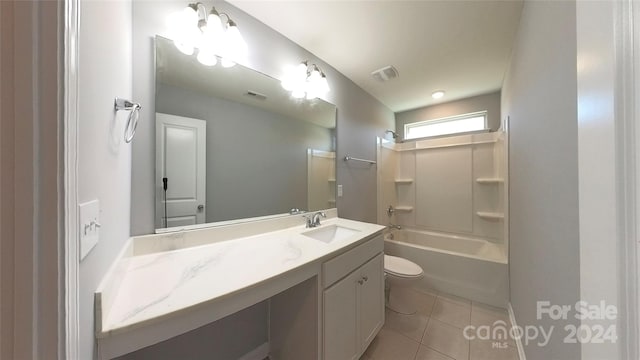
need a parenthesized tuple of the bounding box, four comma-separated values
(156, 83, 333, 223)
(131, 0, 395, 235)
(501, 1, 580, 359)
(78, 1, 133, 359)
(395, 91, 501, 139)
(577, 1, 623, 357)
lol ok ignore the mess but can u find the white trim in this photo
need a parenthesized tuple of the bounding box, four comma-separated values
(393, 131, 499, 152)
(63, 0, 80, 358)
(634, 0, 640, 356)
(615, 0, 639, 358)
(507, 303, 526, 360)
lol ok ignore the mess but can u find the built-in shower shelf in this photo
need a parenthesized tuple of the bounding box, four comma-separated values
(476, 211, 504, 220)
(476, 177, 504, 184)
(394, 179, 414, 184)
(394, 206, 414, 212)
(328, 179, 336, 182)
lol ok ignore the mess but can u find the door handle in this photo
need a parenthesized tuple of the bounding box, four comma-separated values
(197, 204, 204, 211)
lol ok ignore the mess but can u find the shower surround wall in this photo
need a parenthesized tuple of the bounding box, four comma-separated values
(378, 132, 509, 306)
(378, 132, 507, 244)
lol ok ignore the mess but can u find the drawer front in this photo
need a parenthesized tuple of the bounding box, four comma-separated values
(322, 234, 383, 288)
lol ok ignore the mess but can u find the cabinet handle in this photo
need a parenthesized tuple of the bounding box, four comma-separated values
(357, 279, 364, 285)
(362, 276, 368, 282)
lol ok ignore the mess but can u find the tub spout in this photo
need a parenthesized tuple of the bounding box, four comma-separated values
(388, 224, 401, 230)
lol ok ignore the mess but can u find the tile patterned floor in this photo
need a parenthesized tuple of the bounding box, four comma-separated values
(361, 289, 519, 360)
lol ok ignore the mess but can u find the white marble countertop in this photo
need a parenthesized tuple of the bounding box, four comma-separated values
(95, 213, 384, 340)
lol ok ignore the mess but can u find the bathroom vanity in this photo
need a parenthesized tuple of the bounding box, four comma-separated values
(95, 209, 385, 359)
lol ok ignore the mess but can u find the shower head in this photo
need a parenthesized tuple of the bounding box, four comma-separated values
(385, 130, 399, 139)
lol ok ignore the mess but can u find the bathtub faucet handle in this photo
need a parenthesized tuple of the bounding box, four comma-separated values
(387, 223, 401, 230)
(387, 205, 395, 217)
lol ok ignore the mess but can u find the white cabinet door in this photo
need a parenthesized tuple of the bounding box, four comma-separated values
(324, 270, 359, 360)
(323, 252, 385, 360)
(358, 254, 384, 349)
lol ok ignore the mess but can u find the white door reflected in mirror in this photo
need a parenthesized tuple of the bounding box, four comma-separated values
(155, 113, 206, 228)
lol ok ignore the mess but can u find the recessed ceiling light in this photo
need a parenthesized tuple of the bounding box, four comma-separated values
(432, 90, 445, 99)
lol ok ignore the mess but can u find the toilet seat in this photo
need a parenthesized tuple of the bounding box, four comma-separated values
(384, 255, 423, 278)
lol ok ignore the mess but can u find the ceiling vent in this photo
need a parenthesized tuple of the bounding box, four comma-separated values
(371, 66, 399, 82)
(245, 91, 267, 101)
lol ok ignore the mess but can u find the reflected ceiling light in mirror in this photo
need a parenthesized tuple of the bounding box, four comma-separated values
(431, 90, 445, 99)
(281, 61, 330, 100)
(170, 3, 247, 67)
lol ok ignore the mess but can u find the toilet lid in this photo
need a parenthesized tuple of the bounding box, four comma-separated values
(384, 255, 423, 277)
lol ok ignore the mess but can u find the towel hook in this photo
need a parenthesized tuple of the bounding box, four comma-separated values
(114, 97, 142, 143)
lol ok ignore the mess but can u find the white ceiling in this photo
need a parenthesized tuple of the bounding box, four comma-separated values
(228, 0, 524, 113)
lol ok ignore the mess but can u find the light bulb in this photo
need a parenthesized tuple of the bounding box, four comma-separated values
(206, 11, 223, 40)
(308, 67, 321, 82)
(181, 6, 198, 26)
(173, 6, 199, 55)
(218, 21, 247, 65)
(197, 49, 217, 66)
(319, 74, 330, 94)
(295, 62, 308, 81)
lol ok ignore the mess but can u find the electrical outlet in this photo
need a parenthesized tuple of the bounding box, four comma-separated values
(337, 184, 343, 197)
(79, 199, 100, 260)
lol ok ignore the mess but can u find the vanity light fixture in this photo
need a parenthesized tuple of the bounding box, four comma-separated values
(431, 90, 445, 99)
(281, 61, 330, 100)
(171, 3, 248, 68)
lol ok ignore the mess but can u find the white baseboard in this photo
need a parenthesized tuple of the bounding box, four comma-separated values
(507, 302, 526, 360)
(237, 342, 269, 360)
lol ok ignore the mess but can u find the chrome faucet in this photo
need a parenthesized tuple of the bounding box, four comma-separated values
(304, 211, 327, 228)
(388, 224, 401, 230)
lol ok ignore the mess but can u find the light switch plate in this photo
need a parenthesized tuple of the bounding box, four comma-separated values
(79, 199, 100, 261)
(337, 184, 343, 197)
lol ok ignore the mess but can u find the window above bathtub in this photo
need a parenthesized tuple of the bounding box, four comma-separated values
(404, 111, 488, 140)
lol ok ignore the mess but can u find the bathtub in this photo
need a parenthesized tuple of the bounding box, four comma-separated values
(384, 228, 508, 307)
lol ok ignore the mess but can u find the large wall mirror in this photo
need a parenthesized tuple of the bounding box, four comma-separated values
(154, 36, 337, 230)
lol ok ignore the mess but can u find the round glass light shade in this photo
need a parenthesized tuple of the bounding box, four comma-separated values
(319, 75, 330, 94)
(173, 6, 200, 55)
(197, 49, 217, 66)
(205, 13, 223, 40)
(222, 24, 247, 63)
(181, 6, 198, 26)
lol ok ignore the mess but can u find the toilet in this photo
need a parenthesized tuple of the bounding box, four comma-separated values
(384, 254, 424, 315)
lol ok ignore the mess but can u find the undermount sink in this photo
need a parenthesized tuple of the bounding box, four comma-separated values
(302, 224, 360, 243)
